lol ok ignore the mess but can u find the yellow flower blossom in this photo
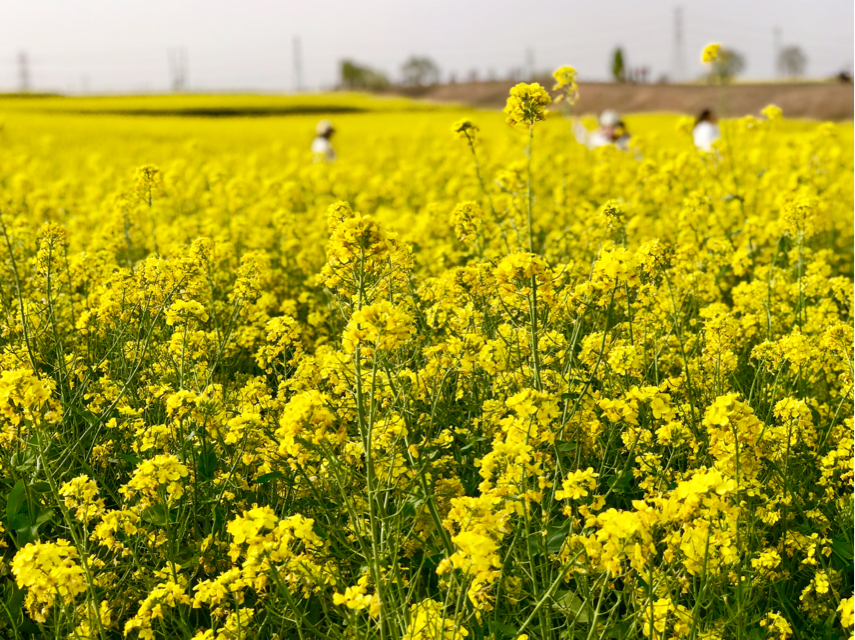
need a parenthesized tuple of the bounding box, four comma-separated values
(12, 539, 87, 623)
(702, 43, 721, 63)
(504, 82, 552, 127)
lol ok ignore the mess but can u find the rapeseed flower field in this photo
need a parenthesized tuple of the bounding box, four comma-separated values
(0, 75, 852, 640)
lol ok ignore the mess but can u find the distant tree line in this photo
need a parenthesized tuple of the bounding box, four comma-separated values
(343, 43, 816, 92)
(340, 60, 390, 91)
(339, 55, 440, 90)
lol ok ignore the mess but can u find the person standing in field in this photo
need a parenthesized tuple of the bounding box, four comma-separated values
(693, 109, 720, 151)
(573, 110, 632, 151)
(312, 119, 337, 162)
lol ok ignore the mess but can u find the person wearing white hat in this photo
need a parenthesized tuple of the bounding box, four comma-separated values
(573, 110, 632, 151)
(311, 119, 337, 162)
(692, 109, 720, 152)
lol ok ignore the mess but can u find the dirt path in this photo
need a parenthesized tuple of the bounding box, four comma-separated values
(396, 80, 854, 121)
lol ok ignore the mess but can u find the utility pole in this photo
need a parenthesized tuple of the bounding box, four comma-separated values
(169, 47, 188, 92)
(169, 48, 177, 92)
(293, 36, 303, 92)
(181, 48, 188, 90)
(773, 27, 782, 78)
(526, 48, 535, 80)
(18, 51, 30, 93)
(672, 7, 685, 83)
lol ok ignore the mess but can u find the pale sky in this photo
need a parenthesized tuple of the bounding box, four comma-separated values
(0, 0, 852, 94)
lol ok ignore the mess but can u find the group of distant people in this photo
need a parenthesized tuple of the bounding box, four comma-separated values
(573, 108, 720, 152)
(310, 107, 720, 162)
(572, 109, 632, 151)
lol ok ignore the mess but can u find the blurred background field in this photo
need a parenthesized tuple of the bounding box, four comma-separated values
(1, 94, 851, 208)
(0, 90, 850, 259)
(2, 80, 852, 122)
(0, 93, 438, 116)
(1, 92, 851, 164)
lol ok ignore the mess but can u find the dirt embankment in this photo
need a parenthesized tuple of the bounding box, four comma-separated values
(396, 80, 854, 121)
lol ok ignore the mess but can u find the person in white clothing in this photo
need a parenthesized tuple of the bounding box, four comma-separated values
(573, 110, 632, 151)
(311, 120, 336, 162)
(692, 109, 720, 152)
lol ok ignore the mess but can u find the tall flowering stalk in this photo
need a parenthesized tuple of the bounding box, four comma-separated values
(503, 82, 551, 254)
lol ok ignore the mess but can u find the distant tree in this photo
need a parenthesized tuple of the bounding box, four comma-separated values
(612, 48, 625, 82)
(779, 46, 807, 78)
(340, 60, 389, 91)
(400, 56, 440, 87)
(710, 48, 745, 83)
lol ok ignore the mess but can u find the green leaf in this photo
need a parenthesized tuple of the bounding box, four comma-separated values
(553, 590, 589, 623)
(459, 437, 487, 452)
(312, 521, 328, 540)
(608, 470, 632, 494)
(30, 482, 51, 494)
(10, 451, 36, 474)
(488, 620, 519, 639)
(546, 522, 570, 554)
(832, 536, 854, 560)
(141, 504, 169, 527)
(68, 404, 97, 423)
(211, 505, 225, 535)
(17, 508, 53, 546)
(256, 472, 285, 484)
(33, 508, 54, 527)
(6, 578, 24, 612)
(602, 622, 630, 638)
(5, 481, 26, 530)
(198, 448, 218, 480)
(402, 497, 423, 518)
(2, 579, 25, 628)
(831, 535, 854, 571)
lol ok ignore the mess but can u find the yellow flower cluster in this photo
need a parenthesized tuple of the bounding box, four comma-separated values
(552, 65, 579, 104)
(60, 474, 105, 522)
(503, 82, 552, 127)
(404, 598, 467, 639)
(342, 300, 415, 356)
(333, 573, 380, 616)
(0, 368, 57, 439)
(11, 539, 87, 623)
(118, 454, 191, 505)
(702, 43, 722, 63)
